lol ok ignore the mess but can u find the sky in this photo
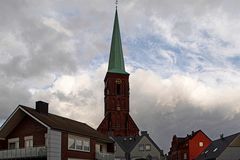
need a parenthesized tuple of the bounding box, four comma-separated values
(1, 0, 240, 153)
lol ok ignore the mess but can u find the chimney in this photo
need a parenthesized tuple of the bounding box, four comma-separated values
(36, 101, 48, 114)
(141, 131, 148, 136)
(220, 133, 224, 140)
(192, 131, 195, 136)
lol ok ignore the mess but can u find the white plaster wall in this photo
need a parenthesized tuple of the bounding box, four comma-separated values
(47, 129, 61, 160)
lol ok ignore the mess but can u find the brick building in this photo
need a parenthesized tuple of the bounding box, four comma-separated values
(168, 130, 211, 160)
(0, 101, 114, 160)
(97, 9, 139, 137)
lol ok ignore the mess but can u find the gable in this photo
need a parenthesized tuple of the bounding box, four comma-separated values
(0, 106, 49, 138)
(114, 140, 126, 158)
(113, 136, 142, 153)
(7, 115, 47, 139)
(130, 136, 161, 159)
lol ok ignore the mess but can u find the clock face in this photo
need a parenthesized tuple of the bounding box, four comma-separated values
(115, 79, 122, 84)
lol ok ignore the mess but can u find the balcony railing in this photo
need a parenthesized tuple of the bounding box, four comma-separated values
(0, 146, 47, 159)
(96, 152, 114, 160)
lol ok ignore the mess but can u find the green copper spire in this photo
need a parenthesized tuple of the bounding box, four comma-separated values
(108, 9, 128, 74)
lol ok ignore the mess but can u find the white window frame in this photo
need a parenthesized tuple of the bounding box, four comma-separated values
(8, 138, 19, 149)
(199, 142, 204, 147)
(145, 144, 151, 151)
(24, 136, 33, 148)
(68, 134, 90, 152)
(183, 152, 187, 160)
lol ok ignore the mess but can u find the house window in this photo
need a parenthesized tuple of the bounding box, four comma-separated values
(100, 144, 103, 152)
(139, 144, 144, 151)
(68, 135, 90, 152)
(199, 142, 204, 147)
(24, 136, 33, 148)
(68, 137, 75, 149)
(76, 139, 83, 150)
(183, 153, 187, 160)
(145, 144, 151, 151)
(83, 140, 90, 151)
(8, 138, 19, 149)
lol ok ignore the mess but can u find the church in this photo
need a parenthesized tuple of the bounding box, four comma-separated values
(97, 7, 165, 160)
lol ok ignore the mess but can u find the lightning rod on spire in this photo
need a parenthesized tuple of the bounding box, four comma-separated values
(116, 0, 118, 9)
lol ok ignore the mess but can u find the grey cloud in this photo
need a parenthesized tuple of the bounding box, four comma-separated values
(1, 0, 240, 154)
(0, 79, 31, 119)
(133, 104, 240, 153)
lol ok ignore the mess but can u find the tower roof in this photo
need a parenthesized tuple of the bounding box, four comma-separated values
(108, 9, 128, 74)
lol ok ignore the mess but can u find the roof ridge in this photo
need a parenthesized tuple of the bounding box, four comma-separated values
(20, 105, 87, 125)
(213, 132, 240, 141)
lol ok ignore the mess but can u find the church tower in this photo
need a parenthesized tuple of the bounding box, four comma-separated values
(97, 9, 139, 137)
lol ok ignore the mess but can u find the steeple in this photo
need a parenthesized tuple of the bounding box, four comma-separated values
(108, 9, 128, 74)
(97, 7, 139, 137)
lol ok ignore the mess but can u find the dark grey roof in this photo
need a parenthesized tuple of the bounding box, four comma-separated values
(113, 136, 142, 152)
(112, 134, 163, 154)
(196, 133, 240, 160)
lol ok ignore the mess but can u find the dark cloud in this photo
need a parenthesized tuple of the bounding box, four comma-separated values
(133, 104, 240, 152)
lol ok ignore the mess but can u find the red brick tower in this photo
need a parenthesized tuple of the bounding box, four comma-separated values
(97, 9, 139, 137)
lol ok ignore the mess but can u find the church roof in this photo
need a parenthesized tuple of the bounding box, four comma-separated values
(108, 9, 128, 74)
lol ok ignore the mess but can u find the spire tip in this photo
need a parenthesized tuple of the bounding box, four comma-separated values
(115, 0, 118, 9)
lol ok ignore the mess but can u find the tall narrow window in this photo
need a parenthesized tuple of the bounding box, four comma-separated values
(24, 136, 33, 148)
(45, 134, 48, 147)
(115, 79, 122, 95)
(184, 153, 187, 160)
(117, 84, 121, 95)
(139, 144, 144, 151)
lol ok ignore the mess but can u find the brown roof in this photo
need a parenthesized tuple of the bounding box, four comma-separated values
(20, 105, 113, 143)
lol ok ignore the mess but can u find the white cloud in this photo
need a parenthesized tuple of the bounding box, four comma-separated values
(42, 17, 73, 37)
